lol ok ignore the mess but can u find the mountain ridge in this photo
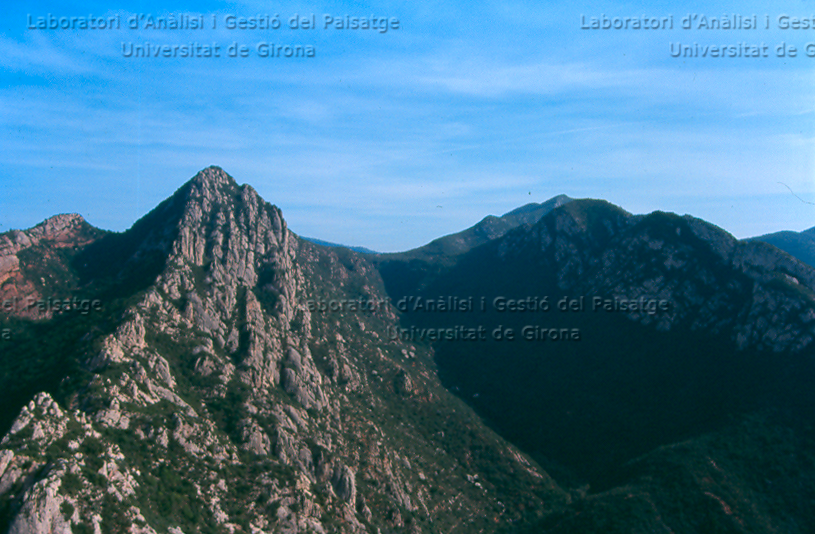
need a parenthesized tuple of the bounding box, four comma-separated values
(2, 166, 815, 533)
(0, 166, 568, 534)
(376, 192, 815, 529)
(748, 225, 815, 269)
(377, 194, 574, 262)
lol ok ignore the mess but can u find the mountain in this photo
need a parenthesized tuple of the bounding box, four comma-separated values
(301, 238, 379, 255)
(372, 195, 574, 299)
(381, 195, 573, 263)
(0, 167, 566, 534)
(377, 199, 815, 532)
(0, 214, 104, 320)
(748, 226, 815, 268)
(3, 169, 815, 533)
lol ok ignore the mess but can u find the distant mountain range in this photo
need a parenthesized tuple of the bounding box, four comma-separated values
(301, 237, 380, 255)
(302, 195, 574, 258)
(379, 195, 574, 263)
(1, 167, 814, 533)
(312, 198, 815, 273)
(747, 226, 815, 268)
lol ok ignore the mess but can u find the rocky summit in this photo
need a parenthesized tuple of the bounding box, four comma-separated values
(1, 166, 815, 534)
(0, 167, 565, 534)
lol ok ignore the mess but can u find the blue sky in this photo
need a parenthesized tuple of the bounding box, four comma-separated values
(2, 0, 813, 251)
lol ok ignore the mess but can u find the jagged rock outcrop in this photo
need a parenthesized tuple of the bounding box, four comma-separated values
(0, 214, 86, 282)
(0, 214, 100, 319)
(1, 393, 144, 534)
(0, 167, 565, 533)
(4, 171, 815, 533)
(331, 464, 356, 506)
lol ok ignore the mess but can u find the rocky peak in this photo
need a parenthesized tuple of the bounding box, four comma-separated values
(33, 213, 85, 236)
(0, 213, 99, 318)
(166, 166, 286, 269)
(176, 166, 241, 216)
(188, 165, 237, 190)
(0, 213, 86, 257)
(6, 170, 815, 532)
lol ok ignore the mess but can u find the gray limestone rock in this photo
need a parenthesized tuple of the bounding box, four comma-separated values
(331, 464, 356, 507)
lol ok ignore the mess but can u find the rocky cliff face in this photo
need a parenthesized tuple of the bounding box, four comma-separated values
(491, 201, 815, 352)
(0, 213, 101, 319)
(3, 169, 815, 534)
(0, 214, 87, 283)
(0, 167, 565, 534)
